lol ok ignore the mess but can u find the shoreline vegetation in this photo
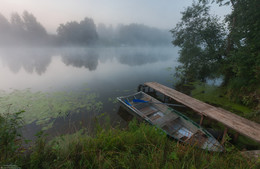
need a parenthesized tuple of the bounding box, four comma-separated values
(190, 82, 259, 124)
(0, 113, 259, 168)
(189, 82, 260, 150)
(0, 0, 259, 168)
(0, 11, 171, 47)
(171, 0, 260, 110)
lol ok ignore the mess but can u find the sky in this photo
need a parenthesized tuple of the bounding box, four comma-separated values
(0, 0, 231, 33)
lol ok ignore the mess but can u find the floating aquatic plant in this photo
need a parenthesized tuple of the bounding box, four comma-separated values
(0, 89, 103, 130)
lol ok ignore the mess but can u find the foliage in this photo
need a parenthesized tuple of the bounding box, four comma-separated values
(57, 17, 98, 45)
(223, 0, 260, 91)
(189, 82, 260, 149)
(171, 1, 226, 81)
(0, 116, 258, 168)
(190, 81, 260, 123)
(0, 111, 24, 165)
(1, 11, 171, 47)
(117, 23, 171, 46)
(171, 0, 260, 108)
(96, 23, 172, 46)
(0, 11, 48, 46)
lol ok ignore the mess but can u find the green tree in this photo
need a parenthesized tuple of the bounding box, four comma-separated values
(22, 11, 47, 37)
(0, 13, 10, 32)
(224, 0, 260, 89)
(10, 12, 25, 35)
(9, 11, 48, 45)
(172, 0, 260, 106)
(0, 13, 11, 45)
(171, 2, 226, 81)
(57, 17, 98, 45)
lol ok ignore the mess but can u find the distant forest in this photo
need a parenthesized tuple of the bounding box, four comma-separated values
(0, 11, 171, 46)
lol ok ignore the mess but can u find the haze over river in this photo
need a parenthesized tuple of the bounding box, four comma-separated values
(0, 46, 179, 138)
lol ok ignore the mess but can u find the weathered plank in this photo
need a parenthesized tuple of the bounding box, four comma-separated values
(144, 82, 260, 143)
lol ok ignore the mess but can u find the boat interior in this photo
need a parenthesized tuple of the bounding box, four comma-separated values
(121, 92, 223, 151)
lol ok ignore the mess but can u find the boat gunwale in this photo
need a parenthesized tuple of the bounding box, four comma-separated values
(117, 91, 224, 152)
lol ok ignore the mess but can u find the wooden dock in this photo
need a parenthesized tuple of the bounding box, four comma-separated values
(143, 82, 260, 143)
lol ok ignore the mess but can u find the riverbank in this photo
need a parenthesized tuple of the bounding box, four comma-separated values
(190, 82, 259, 123)
(0, 112, 258, 169)
(189, 82, 260, 150)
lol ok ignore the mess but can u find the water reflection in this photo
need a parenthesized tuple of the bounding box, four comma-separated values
(117, 106, 134, 122)
(0, 48, 52, 75)
(118, 52, 170, 66)
(114, 47, 173, 66)
(61, 48, 99, 71)
(0, 47, 175, 76)
(0, 46, 179, 139)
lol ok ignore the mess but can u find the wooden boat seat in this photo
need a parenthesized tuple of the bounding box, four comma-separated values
(139, 106, 158, 116)
(153, 113, 179, 127)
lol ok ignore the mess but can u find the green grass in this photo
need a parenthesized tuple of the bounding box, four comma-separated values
(189, 82, 260, 150)
(191, 82, 252, 115)
(190, 82, 260, 123)
(0, 112, 258, 169)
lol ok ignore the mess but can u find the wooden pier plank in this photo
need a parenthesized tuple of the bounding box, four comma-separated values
(144, 82, 260, 143)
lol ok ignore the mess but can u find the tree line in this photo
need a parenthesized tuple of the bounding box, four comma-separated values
(0, 11, 48, 46)
(171, 0, 260, 107)
(0, 11, 171, 47)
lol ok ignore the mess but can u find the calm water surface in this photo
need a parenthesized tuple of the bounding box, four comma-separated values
(0, 46, 179, 138)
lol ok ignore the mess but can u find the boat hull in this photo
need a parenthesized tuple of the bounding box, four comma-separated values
(117, 91, 224, 152)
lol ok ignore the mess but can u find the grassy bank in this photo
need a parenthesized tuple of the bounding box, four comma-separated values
(189, 82, 260, 150)
(0, 112, 259, 169)
(190, 82, 259, 123)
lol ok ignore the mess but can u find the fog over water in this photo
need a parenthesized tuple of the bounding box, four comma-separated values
(0, 46, 179, 137)
(0, 47, 178, 91)
(0, 1, 230, 137)
(0, 0, 230, 33)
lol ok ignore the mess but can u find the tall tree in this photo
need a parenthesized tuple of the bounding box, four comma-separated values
(57, 17, 98, 45)
(22, 11, 47, 37)
(8, 11, 48, 45)
(224, 0, 260, 89)
(0, 13, 11, 44)
(171, 2, 226, 81)
(172, 0, 260, 106)
(10, 13, 25, 34)
(0, 13, 10, 32)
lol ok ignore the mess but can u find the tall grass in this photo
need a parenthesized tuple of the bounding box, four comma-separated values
(0, 113, 259, 169)
(0, 111, 24, 165)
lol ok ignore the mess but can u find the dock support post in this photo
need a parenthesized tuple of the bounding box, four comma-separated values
(138, 84, 144, 92)
(234, 133, 239, 142)
(221, 127, 228, 145)
(199, 115, 204, 125)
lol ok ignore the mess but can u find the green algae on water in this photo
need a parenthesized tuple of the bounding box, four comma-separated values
(0, 89, 103, 130)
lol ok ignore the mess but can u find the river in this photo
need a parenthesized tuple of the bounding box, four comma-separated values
(0, 46, 179, 139)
